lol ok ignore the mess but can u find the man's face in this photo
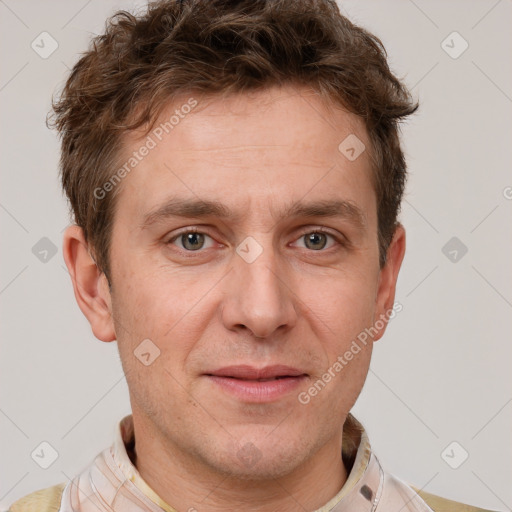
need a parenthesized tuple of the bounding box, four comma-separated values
(106, 86, 397, 479)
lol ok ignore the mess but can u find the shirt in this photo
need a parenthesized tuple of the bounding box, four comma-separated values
(8, 413, 496, 512)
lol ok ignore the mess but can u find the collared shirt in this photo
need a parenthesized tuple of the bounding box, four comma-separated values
(9, 414, 495, 512)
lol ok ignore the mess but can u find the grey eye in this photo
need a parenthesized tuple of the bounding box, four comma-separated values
(171, 232, 214, 251)
(303, 232, 329, 250)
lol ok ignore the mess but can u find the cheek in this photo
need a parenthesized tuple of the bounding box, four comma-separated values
(305, 269, 378, 338)
(110, 268, 212, 370)
(111, 282, 194, 410)
(298, 272, 378, 405)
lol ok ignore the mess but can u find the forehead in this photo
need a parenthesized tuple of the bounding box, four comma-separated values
(116, 85, 375, 227)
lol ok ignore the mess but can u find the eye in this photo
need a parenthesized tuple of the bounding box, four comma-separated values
(167, 228, 215, 251)
(292, 228, 341, 251)
(166, 227, 343, 254)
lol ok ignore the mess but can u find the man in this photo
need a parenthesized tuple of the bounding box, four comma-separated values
(8, 0, 497, 511)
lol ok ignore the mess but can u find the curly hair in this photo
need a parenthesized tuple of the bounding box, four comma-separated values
(50, 0, 418, 279)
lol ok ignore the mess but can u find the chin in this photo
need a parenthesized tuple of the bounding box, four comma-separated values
(202, 432, 315, 482)
(221, 454, 302, 482)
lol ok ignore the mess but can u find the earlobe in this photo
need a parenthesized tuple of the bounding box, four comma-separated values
(372, 224, 406, 342)
(62, 225, 116, 342)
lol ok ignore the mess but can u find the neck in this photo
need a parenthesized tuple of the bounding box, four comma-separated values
(131, 417, 348, 512)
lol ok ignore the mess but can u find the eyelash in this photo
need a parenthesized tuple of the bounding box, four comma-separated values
(166, 226, 345, 254)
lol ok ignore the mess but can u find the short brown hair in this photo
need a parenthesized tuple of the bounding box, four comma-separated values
(50, 0, 417, 279)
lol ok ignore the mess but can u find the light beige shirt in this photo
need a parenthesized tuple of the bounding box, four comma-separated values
(9, 414, 495, 512)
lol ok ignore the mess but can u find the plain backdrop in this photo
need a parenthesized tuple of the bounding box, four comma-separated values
(1, 0, 511, 510)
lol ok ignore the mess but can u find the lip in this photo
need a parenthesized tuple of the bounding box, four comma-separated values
(204, 365, 308, 403)
(207, 364, 306, 380)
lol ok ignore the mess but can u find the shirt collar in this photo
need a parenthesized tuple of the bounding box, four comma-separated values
(111, 413, 378, 512)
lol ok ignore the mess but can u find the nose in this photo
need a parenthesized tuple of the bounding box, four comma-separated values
(220, 236, 298, 340)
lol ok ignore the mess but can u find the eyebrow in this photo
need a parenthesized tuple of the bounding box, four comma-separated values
(141, 197, 366, 230)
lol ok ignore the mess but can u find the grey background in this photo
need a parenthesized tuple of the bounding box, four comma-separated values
(1, 0, 511, 510)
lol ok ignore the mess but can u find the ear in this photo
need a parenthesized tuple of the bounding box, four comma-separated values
(62, 225, 116, 342)
(372, 224, 406, 342)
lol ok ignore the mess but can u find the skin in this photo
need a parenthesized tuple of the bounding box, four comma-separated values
(63, 85, 405, 512)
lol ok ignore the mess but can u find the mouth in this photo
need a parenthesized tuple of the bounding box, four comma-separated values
(220, 376, 292, 381)
(205, 364, 307, 380)
(204, 365, 308, 402)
